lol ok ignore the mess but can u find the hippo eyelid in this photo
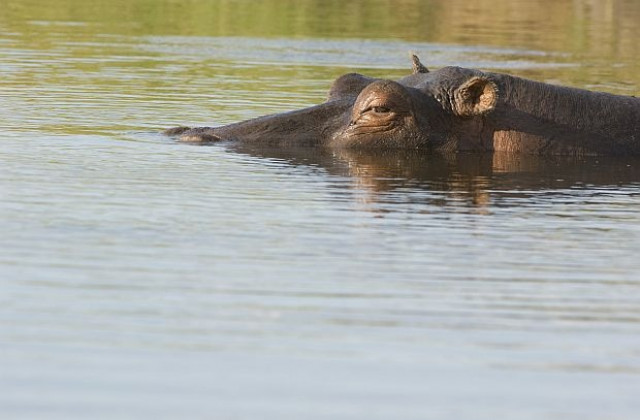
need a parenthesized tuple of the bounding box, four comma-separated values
(364, 106, 391, 114)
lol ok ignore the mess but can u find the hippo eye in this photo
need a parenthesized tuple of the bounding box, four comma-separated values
(365, 106, 391, 114)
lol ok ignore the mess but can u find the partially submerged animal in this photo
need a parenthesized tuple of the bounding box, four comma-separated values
(166, 54, 640, 155)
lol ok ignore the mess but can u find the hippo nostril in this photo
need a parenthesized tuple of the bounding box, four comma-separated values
(163, 126, 192, 136)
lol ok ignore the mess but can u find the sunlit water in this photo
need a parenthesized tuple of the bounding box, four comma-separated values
(1, 1, 640, 419)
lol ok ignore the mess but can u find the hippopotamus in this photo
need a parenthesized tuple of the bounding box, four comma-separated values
(165, 54, 640, 155)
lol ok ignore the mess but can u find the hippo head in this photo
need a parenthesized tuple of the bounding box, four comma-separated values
(168, 55, 499, 151)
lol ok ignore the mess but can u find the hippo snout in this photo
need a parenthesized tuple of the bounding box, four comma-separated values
(180, 132, 224, 143)
(164, 126, 224, 143)
(163, 126, 191, 136)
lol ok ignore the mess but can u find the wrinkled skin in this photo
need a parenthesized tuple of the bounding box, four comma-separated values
(165, 55, 640, 155)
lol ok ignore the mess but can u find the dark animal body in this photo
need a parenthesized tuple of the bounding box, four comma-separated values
(166, 55, 640, 155)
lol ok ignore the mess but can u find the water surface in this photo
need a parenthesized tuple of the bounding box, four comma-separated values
(1, 1, 640, 419)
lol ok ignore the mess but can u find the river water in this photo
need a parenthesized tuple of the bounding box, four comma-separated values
(1, 1, 640, 419)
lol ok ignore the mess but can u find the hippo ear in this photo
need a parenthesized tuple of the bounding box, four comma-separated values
(453, 76, 498, 116)
(328, 73, 376, 101)
(411, 53, 429, 74)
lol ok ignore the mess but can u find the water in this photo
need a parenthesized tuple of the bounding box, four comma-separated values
(1, 1, 640, 419)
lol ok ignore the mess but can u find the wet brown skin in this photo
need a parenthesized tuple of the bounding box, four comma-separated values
(165, 55, 640, 155)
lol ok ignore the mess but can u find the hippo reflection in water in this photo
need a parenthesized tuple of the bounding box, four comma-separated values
(229, 145, 640, 207)
(166, 54, 640, 155)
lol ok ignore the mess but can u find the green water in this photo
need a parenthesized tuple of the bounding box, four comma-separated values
(1, 1, 640, 419)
